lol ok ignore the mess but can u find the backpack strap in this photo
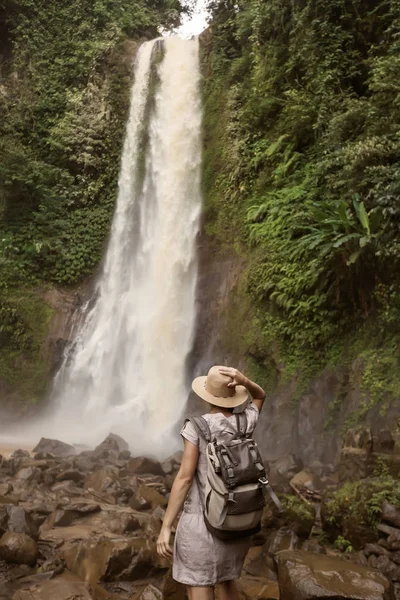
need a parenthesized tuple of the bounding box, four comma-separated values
(235, 412, 248, 438)
(185, 416, 212, 443)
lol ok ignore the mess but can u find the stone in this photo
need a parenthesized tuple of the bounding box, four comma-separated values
(382, 502, 400, 529)
(94, 433, 129, 454)
(64, 537, 161, 584)
(126, 457, 164, 476)
(265, 527, 300, 555)
(11, 575, 94, 599)
(276, 549, 392, 600)
(238, 576, 280, 599)
(364, 543, 390, 557)
(376, 430, 395, 453)
(9, 450, 30, 460)
(290, 470, 323, 491)
(271, 454, 302, 482)
(243, 546, 277, 580)
(344, 428, 373, 452)
(55, 469, 84, 483)
(14, 468, 40, 483)
(375, 555, 400, 579)
(349, 551, 368, 566)
(301, 539, 325, 554)
(32, 439, 75, 457)
(130, 485, 167, 512)
(6, 507, 35, 537)
(84, 468, 117, 493)
(0, 532, 38, 566)
(391, 552, 400, 565)
(133, 584, 163, 600)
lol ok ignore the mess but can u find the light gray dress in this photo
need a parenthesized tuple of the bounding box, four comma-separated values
(173, 404, 260, 587)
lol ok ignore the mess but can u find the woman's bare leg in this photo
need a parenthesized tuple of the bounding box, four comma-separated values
(216, 580, 240, 600)
(187, 585, 214, 600)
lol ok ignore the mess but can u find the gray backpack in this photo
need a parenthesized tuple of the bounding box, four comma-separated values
(186, 412, 283, 540)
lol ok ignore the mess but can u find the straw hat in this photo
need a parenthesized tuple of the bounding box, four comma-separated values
(192, 365, 248, 408)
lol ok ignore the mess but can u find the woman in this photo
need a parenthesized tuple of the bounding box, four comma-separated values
(157, 365, 266, 600)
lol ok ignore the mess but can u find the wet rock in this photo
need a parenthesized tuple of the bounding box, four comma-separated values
(243, 546, 277, 580)
(11, 575, 94, 599)
(382, 502, 400, 529)
(344, 428, 373, 452)
(376, 430, 395, 453)
(276, 549, 392, 600)
(95, 433, 129, 454)
(119, 450, 131, 460)
(9, 450, 30, 460)
(14, 467, 41, 483)
(132, 583, 163, 600)
(33, 439, 75, 457)
(391, 552, 400, 565)
(127, 457, 164, 476)
(6, 507, 35, 538)
(375, 555, 400, 579)
(270, 454, 302, 483)
(84, 468, 117, 493)
(238, 576, 280, 599)
(364, 543, 390, 557)
(265, 527, 300, 555)
(290, 470, 323, 491)
(301, 539, 325, 554)
(0, 532, 38, 566)
(64, 537, 162, 584)
(348, 550, 369, 566)
(55, 469, 84, 484)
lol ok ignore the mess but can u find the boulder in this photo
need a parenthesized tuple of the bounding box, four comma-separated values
(0, 532, 38, 566)
(11, 575, 94, 599)
(382, 502, 400, 529)
(55, 469, 84, 484)
(64, 537, 162, 584)
(6, 507, 35, 537)
(375, 430, 395, 453)
(364, 543, 390, 557)
(14, 467, 41, 483)
(265, 527, 300, 555)
(270, 454, 302, 483)
(32, 439, 75, 457)
(95, 433, 129, 454)
(276, 549, 393, 600)
(238, 576, 280, 599)
(132, 584, 163, 600)
(344, 428, 373, 452)
(127, 457, 164, 476)
(290, 470, 323, 491)
(84, 468, 117, 493)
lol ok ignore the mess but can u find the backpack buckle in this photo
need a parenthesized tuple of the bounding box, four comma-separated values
(258, 477, 269, 486)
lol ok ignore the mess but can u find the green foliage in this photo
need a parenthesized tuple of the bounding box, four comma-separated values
(334, 535, 354, 553)
(0, 290, 54, 403)
(324, 476, 400, 544)
(0, 0, 186, 289)
(203, 0, 400, 409)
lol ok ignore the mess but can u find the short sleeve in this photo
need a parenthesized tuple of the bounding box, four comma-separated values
(244, 402, 260, 434)
(180, 420, 199, 447)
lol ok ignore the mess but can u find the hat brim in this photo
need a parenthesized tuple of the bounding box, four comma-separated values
(192, 376, 248, 408)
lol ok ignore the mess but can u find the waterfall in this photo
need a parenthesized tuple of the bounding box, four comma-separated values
(41, 37, 202, 457)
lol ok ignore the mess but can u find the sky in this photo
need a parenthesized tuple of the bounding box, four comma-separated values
(176, 0, 209, 38)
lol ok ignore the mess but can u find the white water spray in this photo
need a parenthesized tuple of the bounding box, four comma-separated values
(13, 38, 202, 457)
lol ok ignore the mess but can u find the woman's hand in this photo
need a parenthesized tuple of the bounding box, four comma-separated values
(157, 526, 173, 560)
(219, 367, 247, 388)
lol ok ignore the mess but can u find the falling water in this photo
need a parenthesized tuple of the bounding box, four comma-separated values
(27, 37, 202, 457)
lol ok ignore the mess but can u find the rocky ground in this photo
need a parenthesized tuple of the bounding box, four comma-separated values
(0, 430, 399, 599)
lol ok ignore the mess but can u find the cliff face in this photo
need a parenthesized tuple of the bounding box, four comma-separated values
(196, 0, 400, 466)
